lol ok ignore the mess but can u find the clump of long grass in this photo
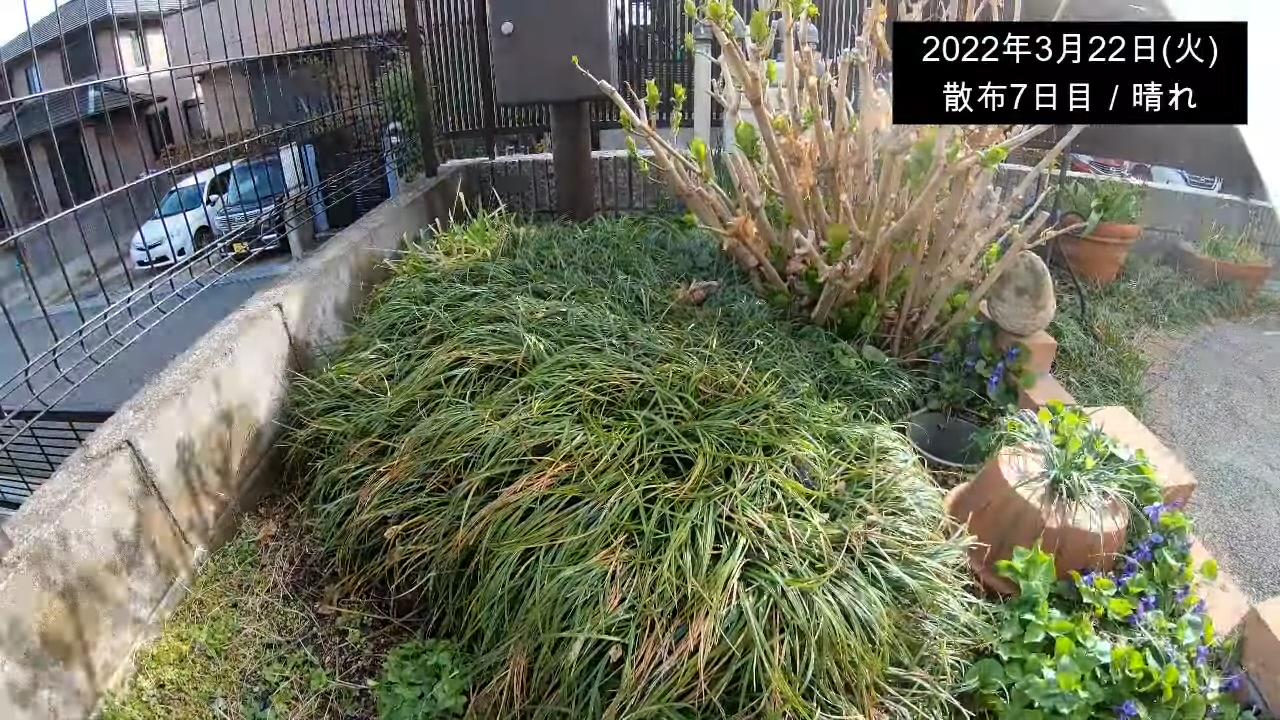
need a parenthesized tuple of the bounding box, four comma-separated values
(1197, 223, 1269, 265)
(285, 213, 990, 718)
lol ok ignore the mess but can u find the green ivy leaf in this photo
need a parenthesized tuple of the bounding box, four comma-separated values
(1107, 597, 1135, 621)
(1047, 618, 1076, 636)
(965, 657, 1007, 689)
(1056, 669, 1082, 691)
(1053, 636, 1075, 658)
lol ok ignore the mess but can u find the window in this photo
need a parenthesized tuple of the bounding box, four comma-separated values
(123, 29, 147, 68)
(225, 159, 288, 205)
(24, 63, 41, 94)
(144, 108, 174, 156)
(63, 32, 97, 81)
(153, 184, 204, 218)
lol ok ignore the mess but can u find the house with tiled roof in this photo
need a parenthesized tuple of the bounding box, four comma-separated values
(0, 0, 198, 230)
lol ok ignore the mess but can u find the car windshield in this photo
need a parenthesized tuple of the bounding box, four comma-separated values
(154, 184, 205, 218)
(224, 160, 288, 205)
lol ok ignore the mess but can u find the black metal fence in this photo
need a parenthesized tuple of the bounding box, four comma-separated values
(422, 0, 866, 159)
(0, 407, 112, 513)
(0, 0, 418, 513)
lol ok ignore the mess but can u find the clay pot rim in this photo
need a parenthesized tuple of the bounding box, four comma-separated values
(1061, 230, 1140, 247)
(1091, 220, 1142, 236)
(1057, 212, 1142, 243)
(1177, 241, 1273, 270)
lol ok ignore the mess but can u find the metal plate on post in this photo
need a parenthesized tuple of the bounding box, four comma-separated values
(486, 0, 618, 105)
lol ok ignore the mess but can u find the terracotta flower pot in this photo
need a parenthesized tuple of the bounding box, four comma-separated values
(1055, 218, 1143, 286)
(1174, 242, 1273, 297)
(944, 446, 1129, 595)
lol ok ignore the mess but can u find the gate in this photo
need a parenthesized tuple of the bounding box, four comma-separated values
(312, 125, 392, 231)
(421, 0, 865, 158)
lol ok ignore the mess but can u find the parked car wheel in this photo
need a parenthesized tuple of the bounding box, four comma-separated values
(193, 227, 213, 252)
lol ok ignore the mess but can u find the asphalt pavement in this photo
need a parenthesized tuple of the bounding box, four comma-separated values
(0, 257, 290, 412)
(1145, 316, 1280, 603)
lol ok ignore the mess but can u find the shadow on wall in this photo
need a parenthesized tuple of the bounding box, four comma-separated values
(0, 168, 476, 718)
(0, 392, 276, 718)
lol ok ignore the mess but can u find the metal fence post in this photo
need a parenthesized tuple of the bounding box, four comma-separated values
(403, 0, 439, 177)
(473, 0, 499, 158)
(692, 21, 713, 148)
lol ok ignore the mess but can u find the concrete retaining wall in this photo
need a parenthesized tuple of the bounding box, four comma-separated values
(0, 165, 474, 719)
(994, 164, 1280, 262)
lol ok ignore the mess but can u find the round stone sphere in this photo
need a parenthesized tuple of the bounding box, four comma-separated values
(987, 250, 1056, 336)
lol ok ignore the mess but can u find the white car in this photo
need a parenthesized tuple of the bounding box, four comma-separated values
(1147, 165, 1224, 193)
(129, 161, 237, 270)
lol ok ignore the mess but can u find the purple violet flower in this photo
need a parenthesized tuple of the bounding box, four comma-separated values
(931, 352, 943, 362)
(1144, 502, 1165, 523)
(1195, 645, 1210, 665)
(1193, 598, 1207, 614)
(1174, 585, 1190, 602)
(1222, 674, 1244, 693)
(1081, 572, 1096, 587)
(1150, 532, 1165, 546)
(1115, 699, 1139, 718)
(1134, 542, 1154, 563)
(1006, 346, 1020, 361)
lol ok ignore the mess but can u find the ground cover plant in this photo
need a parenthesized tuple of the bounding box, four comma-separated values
(1197, 224, 1268, 265)
(969, 507, 1256, 719)
(100, 499, 431, 720)
(284, 212, 993, 718)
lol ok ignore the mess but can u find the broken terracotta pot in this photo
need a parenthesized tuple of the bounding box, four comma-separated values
(945, 445, 1129, 595)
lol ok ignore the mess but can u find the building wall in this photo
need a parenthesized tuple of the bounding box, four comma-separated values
(197, 67, 255, 138)
(101, 23, 199, 149)
(7, 46, 67, 97)
(95, 112, 158, 188)
(332, 47, 375, 113)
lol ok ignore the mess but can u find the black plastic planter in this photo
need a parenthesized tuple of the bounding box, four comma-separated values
(904, 411, 987, 471)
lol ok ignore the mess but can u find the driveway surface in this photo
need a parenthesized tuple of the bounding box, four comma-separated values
(1145, 315, 1280, 602)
